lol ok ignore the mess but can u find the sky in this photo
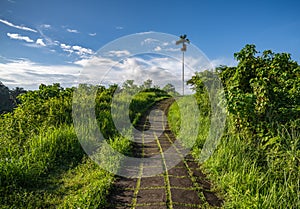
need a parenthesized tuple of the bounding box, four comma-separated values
(0, 0, 300, 90)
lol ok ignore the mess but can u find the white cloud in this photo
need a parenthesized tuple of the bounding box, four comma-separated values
(116, 26, 124, 30)
(36, 38, 46, 46)
(72, 45, 93, 55)
(60, 43, 71, 49)
(0, 59, 81, 90)
(141, 38, 178, 52)
(60, 43, 94, 57)
(141, 38, 159, 45)
(103, 56, 186, 90)
(154, 46, 162, 52)
(107, 50, 130, 57)
(67, 28, 79, 33)
(74, 56, 119, 68)
(137, 31, 155, 35)
(73, 54, 200, 94)
(7, 33, 34, 43)
(0, 52, 212, 94)
(89, 33, 96, 36)
(60, 43, 73, 53)
(0, 19, 37, 32)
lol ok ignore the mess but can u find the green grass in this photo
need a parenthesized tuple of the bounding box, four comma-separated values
(167, 95, 210, 150)
(0, 125, 119, 208)
(203, 127, 300, 208)
(0, 125, 82, 188)
(1, 156, 114, 208)
(0, 125, 133, 208)
(167, 95, 300, 208)
(0, 84, 169, 208)
(130, 91, 171, 126)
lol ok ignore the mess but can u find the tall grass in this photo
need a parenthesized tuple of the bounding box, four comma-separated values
(203, 124, 300, 208)
(0, 125, 82, 187)
(0, 118, 132, 208)
(168, 96, 300, 208)
(0, 84, 169, 208)
(167, 95, 210, 150)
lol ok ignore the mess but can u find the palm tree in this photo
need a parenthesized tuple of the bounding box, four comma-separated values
(176, 34, 190, 95)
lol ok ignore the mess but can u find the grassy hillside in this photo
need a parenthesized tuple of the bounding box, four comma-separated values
(0, 82, 170, 208)
(1, 44, 299, 208)
(168, 45, 300, 208)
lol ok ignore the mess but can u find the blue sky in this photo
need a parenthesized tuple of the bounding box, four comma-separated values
(0, 0, 300, 89)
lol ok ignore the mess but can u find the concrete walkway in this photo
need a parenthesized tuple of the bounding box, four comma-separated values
(108, 99, 223, 209)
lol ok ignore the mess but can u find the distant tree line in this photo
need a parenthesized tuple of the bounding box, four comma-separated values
(0, 81, 26, 114)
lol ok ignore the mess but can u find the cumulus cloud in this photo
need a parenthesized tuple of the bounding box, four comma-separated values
(67, 28, 79, 33)
(103, 56, 188, 91)
(154, 46, 162, 52)
(36, 38, 46, 46)
(73, 54, 201, 94)
(0, 59, 81, 90)
(7, 33, 34, 42)
(140, 38, 180, 53)
(0, 52, 212, 94)
(77, 55, 120, 65)
(60, 43, 94, 57)
(60, 43, 73, 53)
(0, 19, 37, 32)
(107, 50, 131, 57)
(89, 33, 96, 36)
(72, 45, 93, 55)
(73, 56, 118, 84)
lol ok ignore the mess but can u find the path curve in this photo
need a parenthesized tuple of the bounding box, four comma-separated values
(108, 98, 223, 209)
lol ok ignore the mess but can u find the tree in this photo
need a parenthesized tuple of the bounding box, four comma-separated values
(141, 79, 153, 90)
(122, 80, 138, 90)
(10, 87, 26, 106)
(217, 44, 300, 135)
(162, 83, 176, 94)
(0, 82, 11, 113)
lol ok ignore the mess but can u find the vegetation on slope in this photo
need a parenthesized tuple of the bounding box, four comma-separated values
(168, 44, 300, 208)
(0, 81, 172, 208)
(1, 44, 299, 208)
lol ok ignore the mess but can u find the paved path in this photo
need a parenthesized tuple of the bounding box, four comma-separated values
(108, 99, 223, 209)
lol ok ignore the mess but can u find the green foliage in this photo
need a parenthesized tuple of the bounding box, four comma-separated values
(216, 44, 300, 136)
(60, 158, 114, 209)
(0, 80, 169, 207)
(0, 82, 12, 113)
(204, 127, 300, 208)
(167, 95, 206, 149)
(183, 44, 300, 208)
(0, 126, 83, 187)
(0, 82, 26, 114)
(162, 83, 179, 96)
(129, 89, 171, 125)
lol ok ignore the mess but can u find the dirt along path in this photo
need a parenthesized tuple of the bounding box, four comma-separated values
(108, 98, 223, 209)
